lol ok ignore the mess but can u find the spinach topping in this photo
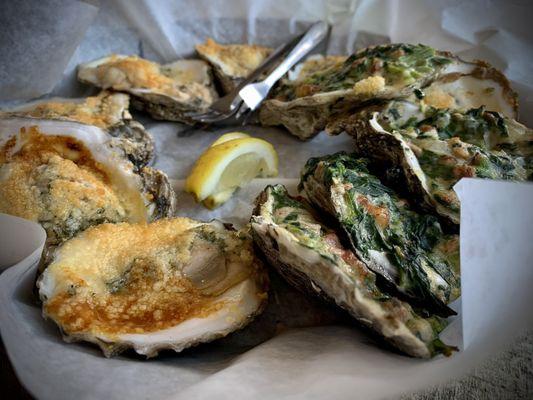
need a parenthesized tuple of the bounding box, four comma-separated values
(376, 104, 533, 220)
(279, 44, 452, 100)
(301, 153, 460, 316)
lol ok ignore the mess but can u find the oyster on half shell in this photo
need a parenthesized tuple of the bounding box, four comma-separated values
(78, 55, 217, 123)
(196, 38, 272, 94)
(0, 117, 176, 251)
(260, 43, 516, 140)
(38, 218, 268, 357)
(339, 102, 532, 225)
(251, 185, 454, 358)
(1, 91, 154, 168)
(326, 55, 518, 136)
(300, 153, 460, 316)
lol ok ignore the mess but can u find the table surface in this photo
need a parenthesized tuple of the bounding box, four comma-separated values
(2, 333, 531, 399)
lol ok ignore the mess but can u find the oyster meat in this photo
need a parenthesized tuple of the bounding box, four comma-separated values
(37, 218, 268, 357)
(78, 55, 217, 123)
(260, 43, 516, 140)
(300, 153, 460, 316)
(0, 116, 176, 250)
(251, 184, 454, 358)
(341, 102, 532, 224)
(1, 91, 154, 168)
(196, 38, 272, 94)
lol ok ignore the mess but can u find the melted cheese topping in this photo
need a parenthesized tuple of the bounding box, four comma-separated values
(12, 92, 130, 129)
(0, 127, 144, 241)
(196, 38, 271, 78)
(40, 220, 261, 337)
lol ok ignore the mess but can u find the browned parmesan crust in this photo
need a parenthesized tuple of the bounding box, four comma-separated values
(196, 38, 272, 93)
(1, 91, 155, 168)
(38, 219, 269, 357)
(0, 125, 176, 249)
(78, 55, 218, 123)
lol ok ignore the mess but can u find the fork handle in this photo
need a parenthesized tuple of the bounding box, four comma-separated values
(263, 21, 329, 89)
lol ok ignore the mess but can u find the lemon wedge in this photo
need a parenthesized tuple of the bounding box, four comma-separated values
(210, 132, 250, 147)
(185, 133, 278, 209)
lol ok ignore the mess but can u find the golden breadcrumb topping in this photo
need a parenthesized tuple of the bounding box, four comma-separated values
(16, 91, 130, 129)
(352, 76, 386, 96)
(196, 38, 271, 78)
(85, 55, 214, 104)
(42, 220, 263, 336)
(0, 127, 130, 241)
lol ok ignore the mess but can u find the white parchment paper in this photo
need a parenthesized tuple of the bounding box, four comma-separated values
(1, 179, 532, 400)
(0, 0, 532, 399)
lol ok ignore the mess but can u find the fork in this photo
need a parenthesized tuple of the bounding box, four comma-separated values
(237, 21, 329, 116)
(185, 21, 329, 124)
(184, 33, 303, 124)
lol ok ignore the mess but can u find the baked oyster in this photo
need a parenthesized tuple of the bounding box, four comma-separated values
(412, 61, 517, 119)
(37, 218, 268, 357)
(196, 38, 272, 94)
(260, 43, 514, 140)
(78, 55, 217, 123)
(300, 153, 460, 316)
(341, 103, 532, 224)
(1, 91, 154, 168)
(251, 185, 454, 358)
(0, 117, 176, 251)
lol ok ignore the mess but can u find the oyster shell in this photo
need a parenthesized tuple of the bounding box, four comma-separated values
(0, 117, 176, 250)
(1, 91, 154, 168)
(251, 184, 454, 358)
(196, 38, 272, 94)
(300, 153, 460, 316)
(260, 43, 516, 140)
(37, 218, 268, 357)
(327, 56, 518, 136)
(78, 55, 217, 123)
(414, 60, 518, 119)
(340, 103, 532, 225)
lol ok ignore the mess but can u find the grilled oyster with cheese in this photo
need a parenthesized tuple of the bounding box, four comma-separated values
(340, 103, 532, 224)
(196, 38, 272, 94)
(1, 91, 154, 168)
(37, 218, 268, 357)
(300, 153, 460, 316)
(260, 43, 515, 140)
(251, 185, 454, 358)
(0, 117, 176, 251)
(77, 55, 217, 123)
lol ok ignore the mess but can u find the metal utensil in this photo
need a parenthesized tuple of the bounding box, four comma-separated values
(186, 21, 329, 124)
(184, 33, 303, 123)
(237, 21, 328, 113)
